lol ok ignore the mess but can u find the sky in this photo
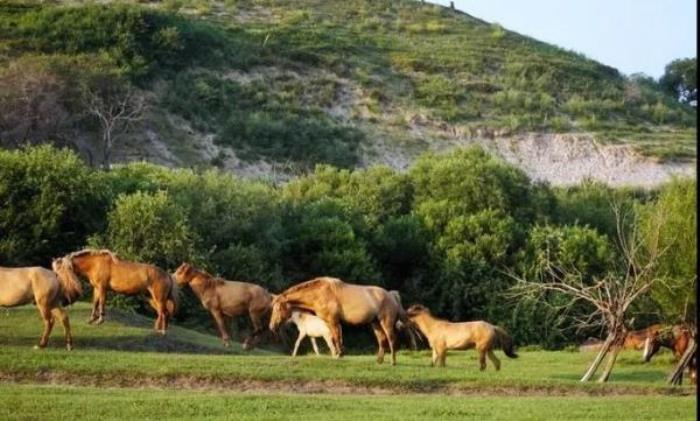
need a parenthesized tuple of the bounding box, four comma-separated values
(429, 0, 697, 79)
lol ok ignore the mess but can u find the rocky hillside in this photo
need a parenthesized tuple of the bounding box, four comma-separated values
(0, 0, 695, 186)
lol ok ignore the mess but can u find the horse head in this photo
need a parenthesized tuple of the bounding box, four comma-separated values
(173, 262, 195, 286)
(406, 304, 430, 317)
(269, 296, 292, 332)
(642, 332, 662, 363)
(51, 257, 83, 305)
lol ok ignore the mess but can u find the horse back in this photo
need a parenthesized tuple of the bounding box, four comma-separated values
(108, 260, 167, 294)
(0, 267, 57, 307)
(335, 283, 388, 324)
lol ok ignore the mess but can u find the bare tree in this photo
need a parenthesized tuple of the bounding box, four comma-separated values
(509, 204, 669, 383)
(82, 78, 147, 169)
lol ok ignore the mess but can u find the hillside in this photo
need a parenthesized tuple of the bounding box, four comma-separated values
(0, 0, 695, 185)
(0, 303, 270, 353)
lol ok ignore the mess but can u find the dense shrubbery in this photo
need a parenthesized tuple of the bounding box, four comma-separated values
(2, 145, 693, 348)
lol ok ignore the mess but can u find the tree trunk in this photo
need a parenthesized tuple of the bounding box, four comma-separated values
(668, 338, 696, 386)
(598, 342, 622, 383)
(581, 333, 615, 382)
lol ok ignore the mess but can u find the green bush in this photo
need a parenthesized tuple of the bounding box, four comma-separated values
(0, 146, 107, 266)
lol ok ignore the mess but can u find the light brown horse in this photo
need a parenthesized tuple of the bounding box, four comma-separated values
(643, 324, 696, 384)
(0, 264, 82, 349)
(54, 249, 177, 334)
(579, 325, 665, 352)
(269, 277, 411, 365)
(173, 263, 273, 348)
(406, 304, 517, 370)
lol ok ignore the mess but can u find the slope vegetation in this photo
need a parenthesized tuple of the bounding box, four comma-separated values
(0, 0, 695, 184)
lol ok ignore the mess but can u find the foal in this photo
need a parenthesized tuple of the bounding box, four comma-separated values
(406, 304, 517, 370)
(288, 310, 337, 357)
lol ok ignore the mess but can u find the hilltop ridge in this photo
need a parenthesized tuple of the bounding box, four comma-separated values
(0, 0, 695, 185)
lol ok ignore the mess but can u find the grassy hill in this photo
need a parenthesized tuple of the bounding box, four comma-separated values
(0, 303, 268, 354)
(0, 0, 695, 177)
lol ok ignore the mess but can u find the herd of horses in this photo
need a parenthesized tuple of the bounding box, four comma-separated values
(0, 248, 695, 382)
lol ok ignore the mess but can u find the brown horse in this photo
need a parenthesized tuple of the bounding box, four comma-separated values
(579, 325, 664, 352)
(624, 324, 664, 350)
(406, 304, 517, 370)
(0, 264, 82, 349)
(269, 277, 410, 365)
(643, 324, 696, 384)
(173, 263, 273, 348)
(54, 249, 177, 334)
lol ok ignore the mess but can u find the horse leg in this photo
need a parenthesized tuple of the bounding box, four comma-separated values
(431, 348, 438, 367)
(328, 322, 343, 358)
(487, 350, 501, 371)
(310, 337, 321, 356)
(379, 318, 398, 366)
(371, 322, 387, 364)
(88, 290, 100, 324)
(51, 307, 73, 351)
(36, 305, 54, 349)
(211, 310, 231, 347)
(292, 332, 306, 357)
(437, 345, 447, 367)
(95, 287, 107, 325)
(322, 333, 336, 357)
(478, 350, 487, 371)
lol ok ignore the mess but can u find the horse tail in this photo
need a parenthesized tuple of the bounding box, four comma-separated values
(166, 275, 179, 316)
(494, 326, 518, 358)
(52, 258, 83, 305)
(389, 290, 419, 350)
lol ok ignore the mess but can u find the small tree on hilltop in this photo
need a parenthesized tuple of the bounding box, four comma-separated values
(81, 75, 147, 169)
(510, 203, 669, 383)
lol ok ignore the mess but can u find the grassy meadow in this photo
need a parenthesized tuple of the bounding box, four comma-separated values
(0, 304, 696, 420)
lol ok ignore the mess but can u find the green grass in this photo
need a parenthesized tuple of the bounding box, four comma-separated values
(1, 304, 696, 420)
(0, 384, 695, 421)
(0, 304, 692, 394)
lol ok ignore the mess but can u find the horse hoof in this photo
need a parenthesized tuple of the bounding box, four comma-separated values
(66, 344, 73, 351)
(95, 319, 105, 326)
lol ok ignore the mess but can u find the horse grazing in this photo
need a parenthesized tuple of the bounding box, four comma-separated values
(288, 310, 337, 357)
(0, 264, 82, 349)
(406, 304, 517, 370)
(173, 263, 273, 348)
(643, 324, 696, 384)
(54, 249, 177, 334)
(269, 277, 411, 365)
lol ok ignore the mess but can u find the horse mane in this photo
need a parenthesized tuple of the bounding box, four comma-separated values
(52, 257, 83, 305)
(188, 265, 225, 289)
(407, 304, 431, 315)
(65, 248, 120, 262)
(281, 277, 341, 298)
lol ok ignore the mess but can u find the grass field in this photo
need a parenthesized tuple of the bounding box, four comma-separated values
(0, 304, 696, 420)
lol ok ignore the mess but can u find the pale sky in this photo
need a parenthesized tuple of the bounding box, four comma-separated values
(430, 0, 697, 79)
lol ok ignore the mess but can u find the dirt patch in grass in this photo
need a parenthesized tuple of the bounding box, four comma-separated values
(0, 370, 692, 397)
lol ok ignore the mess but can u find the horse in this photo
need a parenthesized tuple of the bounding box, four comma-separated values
(0, 263, 82, 349)
(54, 249, 177, 334)
(269, 277, 412, 365)
(643, 324, 696, 384)
(173, 263, 273, 348)
(406, 304, 517, 370)
(287, 310, 337, 357)
(579, 325, 665, 352)
(623, 324, 664, 350)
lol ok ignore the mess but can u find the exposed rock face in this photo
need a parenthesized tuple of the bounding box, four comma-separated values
(484, 134, 695, 187)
